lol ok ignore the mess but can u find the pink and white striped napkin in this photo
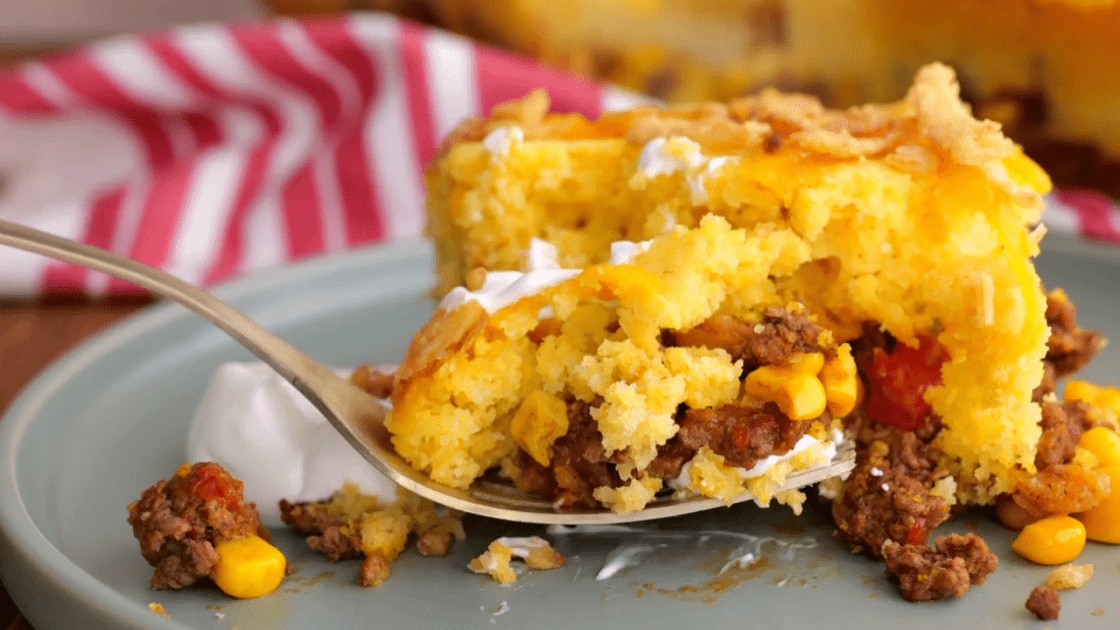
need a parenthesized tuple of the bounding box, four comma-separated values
(0, 13, 1114, 296)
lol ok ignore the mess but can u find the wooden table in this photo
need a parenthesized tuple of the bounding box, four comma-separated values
(0, 297, 152, 630)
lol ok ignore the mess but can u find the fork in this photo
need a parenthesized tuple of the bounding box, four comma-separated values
(0, 219, 853, 524)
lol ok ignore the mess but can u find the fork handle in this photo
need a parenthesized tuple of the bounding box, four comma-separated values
(0, 219, 392, 476)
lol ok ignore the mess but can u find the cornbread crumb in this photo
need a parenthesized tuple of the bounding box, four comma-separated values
(148, 603, 170, 618)
(279, 483, 465, 586)
(930, 476, 959, 507)
(469, 536, 566, 585)
(1046, 564, 1094, 590)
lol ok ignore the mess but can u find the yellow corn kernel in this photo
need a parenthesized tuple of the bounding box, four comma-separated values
(1011, 515, 1087, 565)
(742, 364, 790, 399)
(775, 374, 827, 421)
(1065, 380, 1120, 416)
(786, 352, 825, 375)
(510, 390, 570, 466)
(1078, 426, 1120, 468)
(820, 345, 858, 417)
(211, 535, 287, 599)
(1078, 466, 1120, 543)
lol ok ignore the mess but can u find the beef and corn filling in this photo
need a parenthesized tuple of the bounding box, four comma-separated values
(510, 305, 856, 509)
(388, 216, 856, 513)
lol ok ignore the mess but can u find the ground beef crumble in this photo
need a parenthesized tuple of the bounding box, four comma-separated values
(676, 402, 815, 470)
(512, 400, 623, 509)
(883, 533, 998, 602)
(1034, 290, 1104, 400)
(128, 462, 264, 590)
(358, 553, 391, 587)
(1026, 585, 1061, 620)
(278, 499, 364, 562)
(667, 306, 830, 369)
(832, 414, 950, 556)
(515, 306, 830, 509)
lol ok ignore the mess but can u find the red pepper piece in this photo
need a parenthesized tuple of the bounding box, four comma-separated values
(184, 462, 243, 511)
(865, 335, 949, 432)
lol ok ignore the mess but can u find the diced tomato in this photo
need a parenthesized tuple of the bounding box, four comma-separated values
(184, 462, 243, 510)
(865, 335, 949, 432)
(907, 518, 927, 545)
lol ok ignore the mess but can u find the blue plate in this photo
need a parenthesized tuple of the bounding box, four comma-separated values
(2, 235, 1119, 629)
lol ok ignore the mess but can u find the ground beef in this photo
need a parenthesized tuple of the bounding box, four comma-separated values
(676, 402, 814, 470)
(644, 437, 695, 480)
(1026, 585, 1061, 620)
(357, 552, 391, 587)
(512, 401, 622, 509)
(350, 364, 395, 398)
(127, 462, 263, 590)
(882, 534, 998, 602)
(1063, 399, 1100, 433)
(666, 306, 828, 368)
(1035, 401, 1080, 470)
(416, 529, 453, 556)
(1037, 290, 1104, 396)
(278, 498, 363, 562)
(833, 466, 949, 556)
(832, 421, 950, 556)
(848, 321, 892, 378)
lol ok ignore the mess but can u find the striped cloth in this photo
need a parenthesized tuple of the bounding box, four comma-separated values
(0, 14, 1114, 295)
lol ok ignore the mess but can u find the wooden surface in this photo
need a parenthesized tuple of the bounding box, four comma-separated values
(0, 297, 152, 630)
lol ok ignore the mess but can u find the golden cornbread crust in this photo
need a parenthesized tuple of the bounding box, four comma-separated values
(422, 64, 1054, 505)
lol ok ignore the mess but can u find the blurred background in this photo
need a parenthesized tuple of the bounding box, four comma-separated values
(3, 0, 1117, 194)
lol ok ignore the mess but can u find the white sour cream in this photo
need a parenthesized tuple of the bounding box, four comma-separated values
(637, 136, 739, 206)
(637, 136, 704, 177)
(482, 126, 524, 157)
(185, 362, 398, 526)
(439, 237, 652, 314)
(671, 428, 844, 495)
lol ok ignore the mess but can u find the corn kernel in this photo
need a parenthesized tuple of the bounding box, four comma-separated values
(1078, 466, 1120, 543)
(1064, 380, 1094, 402)
(775, 374, 827, 421)
(211, 535, 287, 599)
(742, 364, 790, 399)
(1011, 515, 1087, 565)
(1065, 380, 1120, 416)
(510, 390, 570, 466)
(1099, 387, 1120, 412)
(820, 345, 858, 417)
(1078, 427, 1120, 468)
(786, 352, 825, 375)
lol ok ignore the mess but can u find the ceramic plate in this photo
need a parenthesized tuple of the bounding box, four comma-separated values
(3, 235, 1120, 630)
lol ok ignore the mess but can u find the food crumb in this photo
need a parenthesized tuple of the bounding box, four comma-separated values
(215, 611, 225, 620)
(1046, 563, 1093, 590)
(1092, 609, 1105, 617)
(469, 536, 565, 584)
(1025, 586, 1060, 621)
(147, 603, 170, 619)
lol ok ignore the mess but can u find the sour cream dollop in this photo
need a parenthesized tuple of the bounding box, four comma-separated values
(186, 362, 398, 526)
(439, 237, 654, 314)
